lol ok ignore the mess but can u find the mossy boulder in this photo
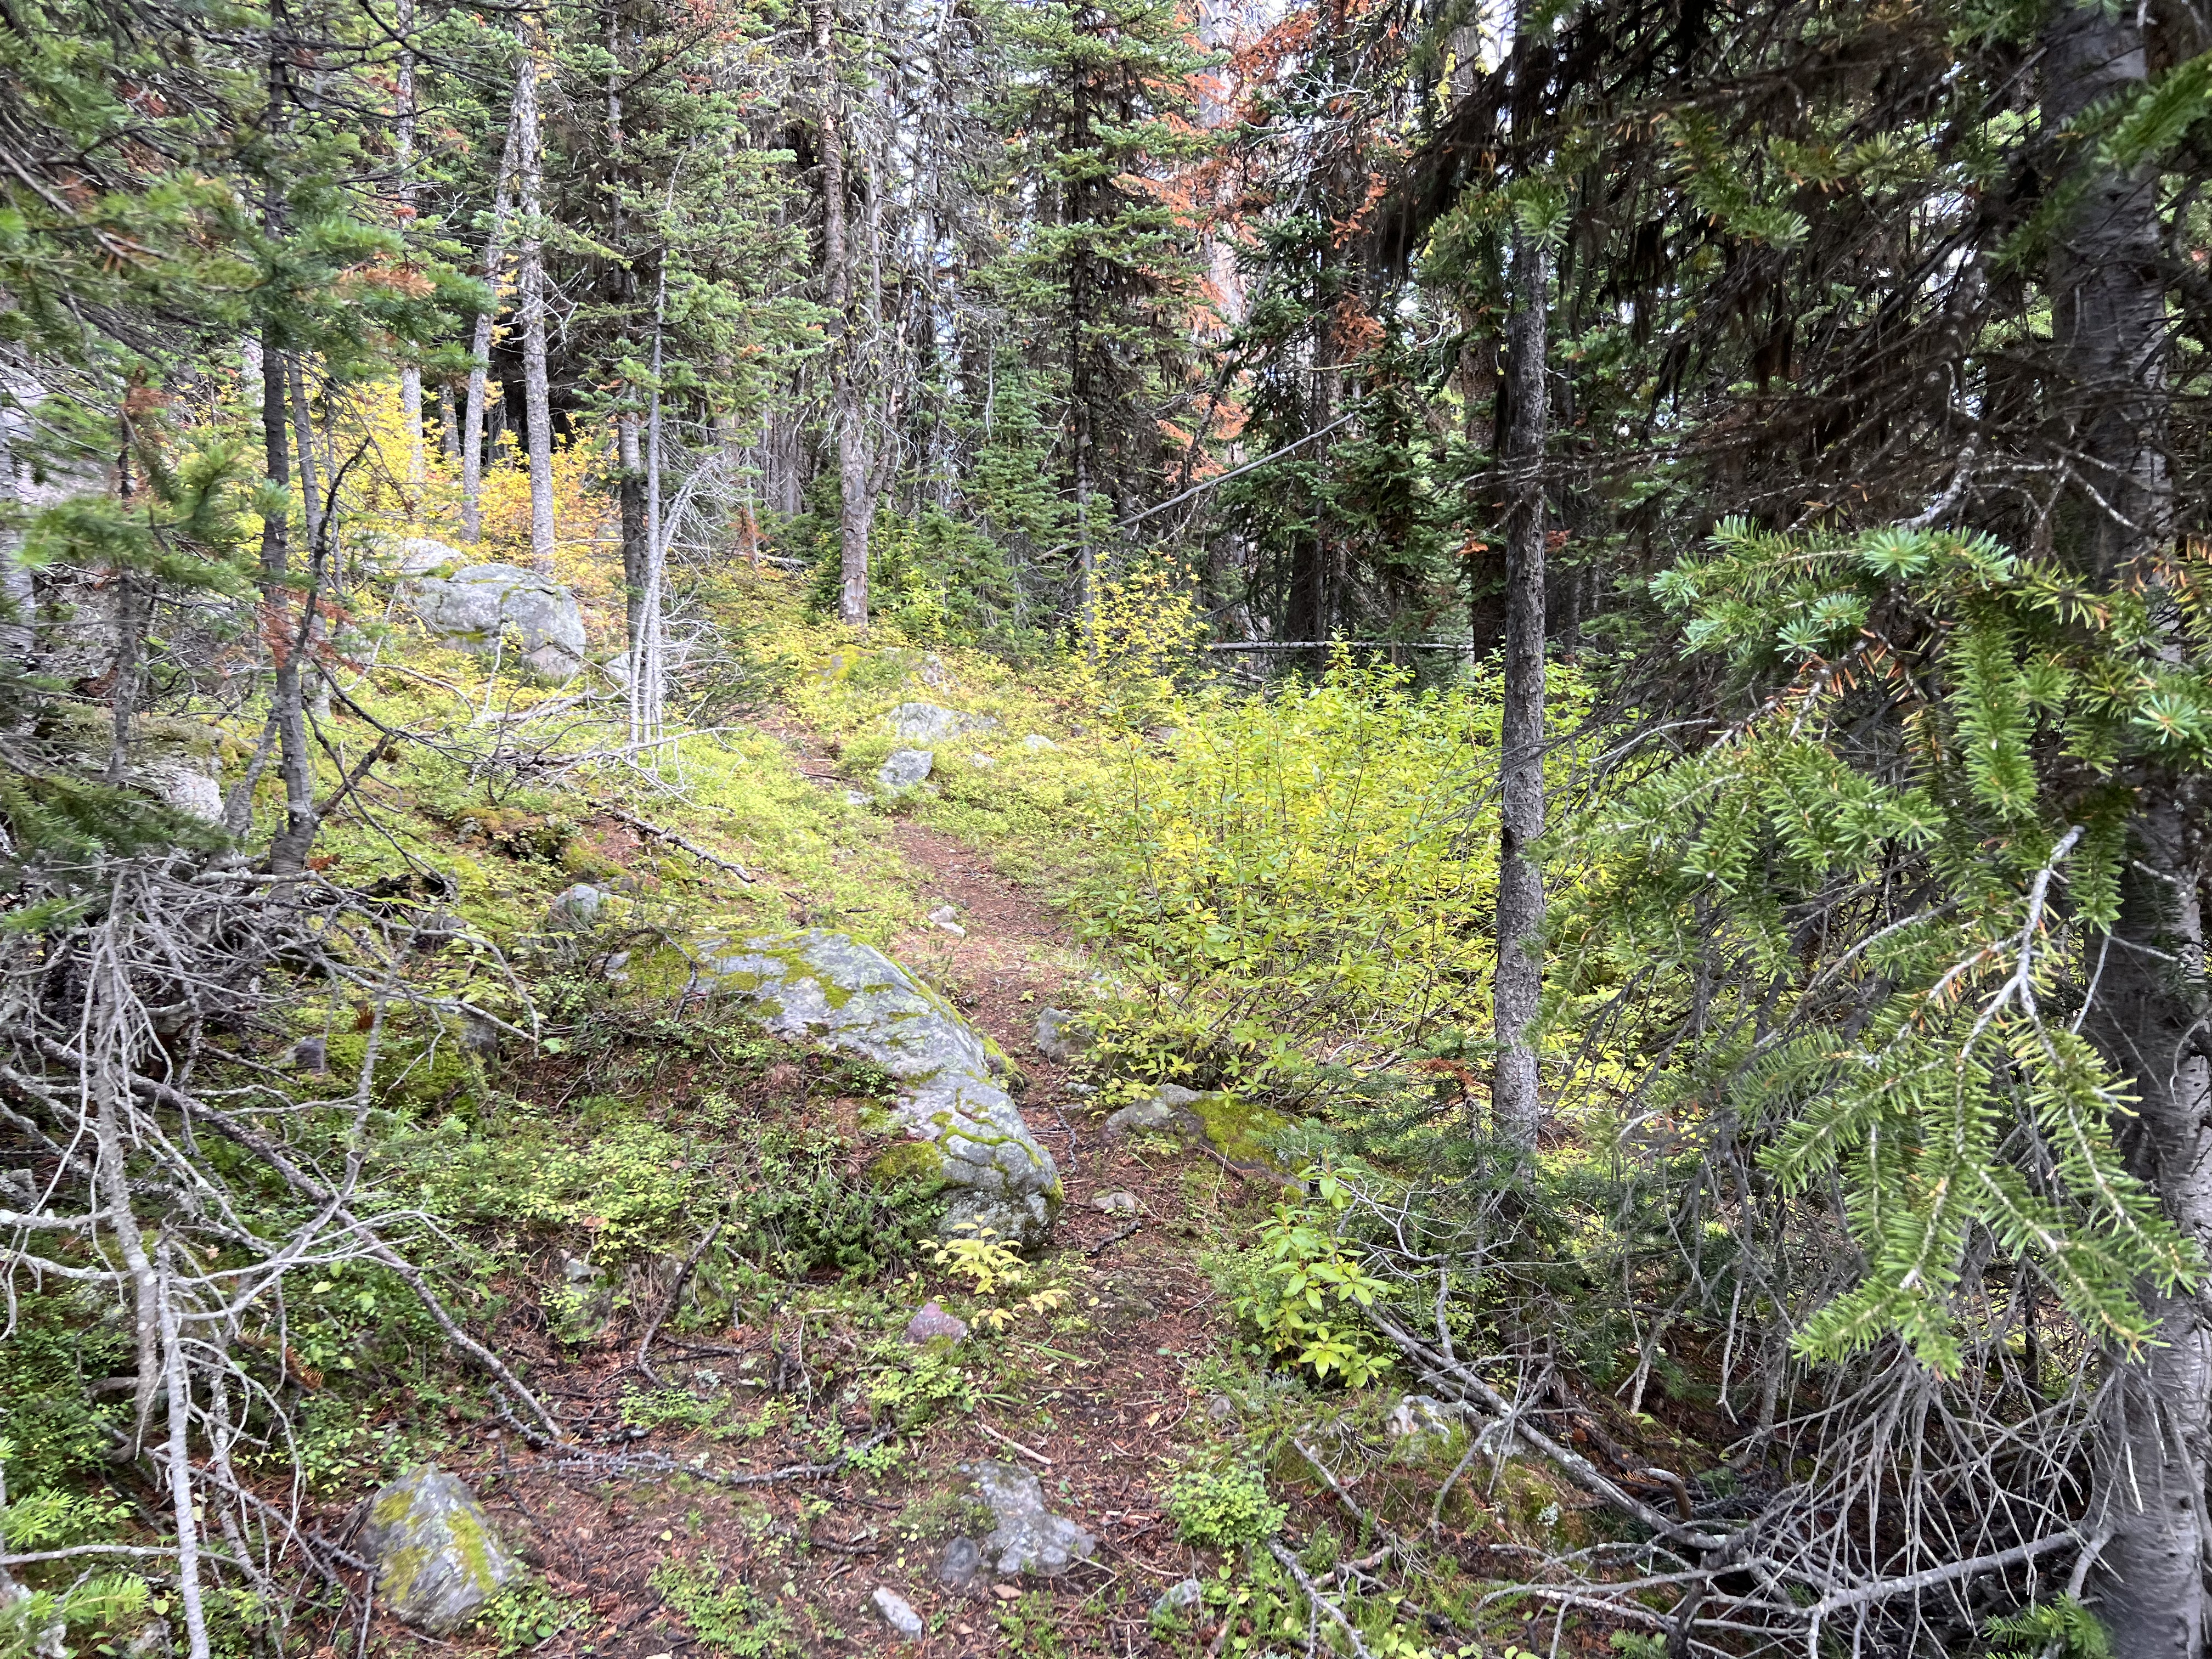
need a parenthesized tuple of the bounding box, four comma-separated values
(360, 1465, 521, 1634)
(689, 929, 1062, 1245)
(1103, 1083, 1295, 1176)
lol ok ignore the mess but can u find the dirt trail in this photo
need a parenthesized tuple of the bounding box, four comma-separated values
(430, 780, 1247, 1659)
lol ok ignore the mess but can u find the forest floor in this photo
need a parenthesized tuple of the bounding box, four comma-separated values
(336, 719, 1287, 1659)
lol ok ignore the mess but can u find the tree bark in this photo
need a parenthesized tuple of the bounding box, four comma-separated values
(395, 0, 424, 493)
(2044, 5, 2212, 1652)
(259, 346, 319, 874)
(815, 0, 870, 628)
(459, 91, 523, 544)
(1491, 228, 1549, 1150)
(512, 24, 557, 576)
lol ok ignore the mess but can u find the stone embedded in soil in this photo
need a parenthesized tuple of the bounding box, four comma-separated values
(551, 882, 607, 928)
(687, 929, 1062, 1245)
(1150, 1578, 1203, 1621)
(1102, 1084, 1200, 1138)
(359, 1464, 521, 1635)
(1090, 1190, 1138, 1215)
(1021, 733, 1059, 752)
(936, 1537, 985, 1590)
(868, 1587, 925, 1638)
(879, 747, 935, 788)
(906, 1299, 969, 1345)
(1033, 1007, 1093, 1063)
(966, 1460, 1096, 1577)
(1386, 1393, 1471, 1439)
(885, 702, 998, 743)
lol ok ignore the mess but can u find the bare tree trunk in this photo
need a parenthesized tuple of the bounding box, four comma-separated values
(1491, 228, 1549, 1150)
(606, 8, 649, 654)
(2045, 4, 2211, 1650)
(260, 346, 319, 874)
(460, 97, 523, 544)
(512, 25, 556, 576)
(395, 0, 424, 494)
(814, 0, 869, 627)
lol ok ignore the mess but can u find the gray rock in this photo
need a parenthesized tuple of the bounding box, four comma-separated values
(966, 1461, 1095, 1577)
(551, 882, 607, 928)
(289, 1037, 329, 1074)
(879, 748, 935, 788)
(1090, 1190, 1138, 1215)
(688, 930, 1061, 1245)
(885, 702, 998, 744)
(905, 1299, 969, 1345)
(844, 790, 872, 806)
(1103, 1085, 1201, 1139)
(145, 758, 223, 822)
(867, 1587, 924, 1639)
(1385, 1394, 1470, 1440)
(404, 562, 586, 684)
(936, 1536, 985, 1591)
(1021, 733, 1059, 753)
(1033, 1008, 1093, 1063)
(1150, 1578, 1203, 1621)
(969, 752, 997, 770)
(370, 536, 467, 578)
(359, 1465, 521, 1635)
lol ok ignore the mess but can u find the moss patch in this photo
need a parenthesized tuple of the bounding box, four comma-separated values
(868, 1137, 948, 1189)
(1188, 1092, 1296, 1172)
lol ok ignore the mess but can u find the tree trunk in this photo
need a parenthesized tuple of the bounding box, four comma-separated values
(259, 345, 319, 874)
(606, 10, 651, 656)
(2044, 5, 2212, 1653)
(459, 94, 523, 544)
(619, 413, 647, 652)
(1491, 228, 1549, 1150)
(815, 0, 869, 628)
(395, 0, 424, 494)
(512, 25, 556, 577)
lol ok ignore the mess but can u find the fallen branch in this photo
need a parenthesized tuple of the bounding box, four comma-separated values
(978, 1421, 1054, 1466)
(634, 1217, 726, 1386)
(586, 798, 754, 883)
(1365, 1307, 1726, 1553)
(1268, 1539, 1376, 1659)
(549, 1426, 897, 1488)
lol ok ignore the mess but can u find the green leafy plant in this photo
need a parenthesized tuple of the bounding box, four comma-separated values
(996, 1589, 1068, 1659)
(929, 1224, 1073, 1332)
(1166, 1464, 1286, 1549)
(474, 1581, 588, 1655)
(1229, 1170, 1392, 1386)
(647, 1555, 798, 1659)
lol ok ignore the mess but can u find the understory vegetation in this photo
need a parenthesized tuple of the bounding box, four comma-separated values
(9, 0, 2212, 1654)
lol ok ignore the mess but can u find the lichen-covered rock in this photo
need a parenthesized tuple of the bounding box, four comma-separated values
(404, 562, 586, 684)
(879, 748, 935, 788)
(359, 1465, 521, 1635)
(690, 930, 1062, 1245)
(885, 702, 998, 743)
(1102, 1084, 1295, 1175)
(965, 1461, 1095, 1577)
